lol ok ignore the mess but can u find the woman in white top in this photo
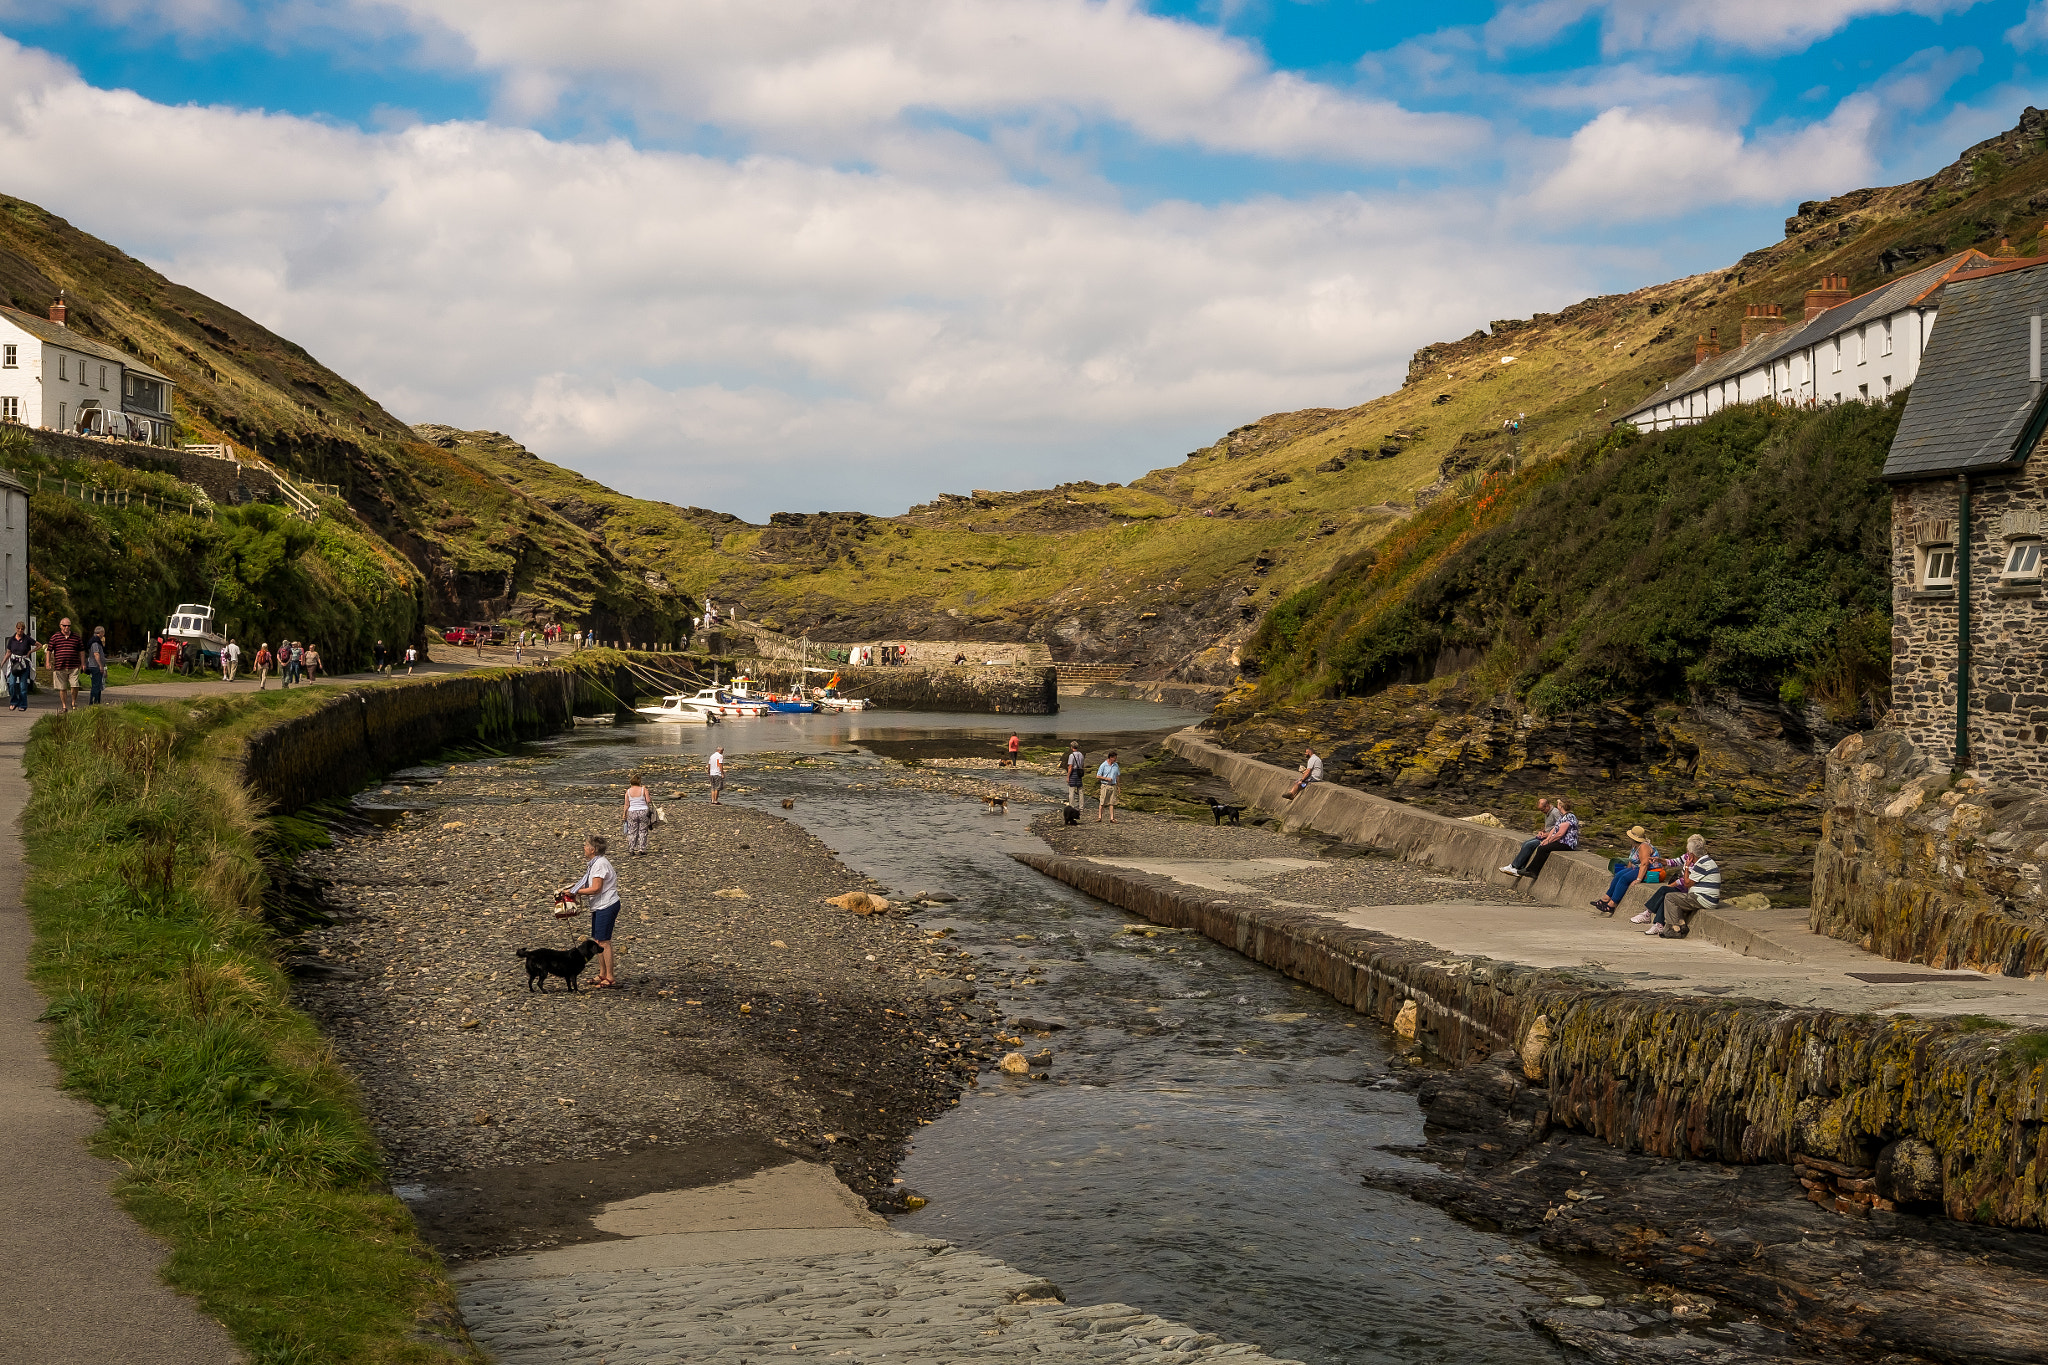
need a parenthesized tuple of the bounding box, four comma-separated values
(623, 772, 652, 855)
(564, 833, 622, 987)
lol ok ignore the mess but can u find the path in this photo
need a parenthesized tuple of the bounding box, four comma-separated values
(0, 690, 243, 1363)
(456, 1161, 1303, 1364)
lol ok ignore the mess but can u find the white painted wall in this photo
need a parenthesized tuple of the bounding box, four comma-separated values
(0, 316, 127, 436)
(0, 477, 28, 630)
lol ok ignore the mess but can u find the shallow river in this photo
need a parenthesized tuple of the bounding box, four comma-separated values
(426, 699, 1639, 1364)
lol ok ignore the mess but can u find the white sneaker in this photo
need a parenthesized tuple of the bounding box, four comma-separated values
(1499, 865, 1521, 876)
(1644, 924, 1664, 936)
(1630, 910, 1653, 924)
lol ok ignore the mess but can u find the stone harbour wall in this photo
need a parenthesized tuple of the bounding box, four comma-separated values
(1813, 727, 2048, 975)
(241, 667, 600, 815)
(1017, 850, 2048, 1229)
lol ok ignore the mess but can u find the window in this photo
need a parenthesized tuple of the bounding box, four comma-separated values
(4, 553, 10, 607)
(0, 397, 14, 422)
(56, 402, 65, 429)
(1922, 544, 1957, 589)
(1832, 339, 1843, 373)
(1858, 383, 1869, 399)
(99, 365, 108, 390)
(1, 344, 14, 368)
(2007, 539, 2043, 580)
(1857, 329, 1867, 364)
(56, 355, 66, 381)
(1882, 318, 1894, 356)
(1883, 375, 1893, 397)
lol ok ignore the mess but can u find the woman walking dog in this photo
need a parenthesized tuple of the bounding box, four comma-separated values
(560, 833, 622, 988)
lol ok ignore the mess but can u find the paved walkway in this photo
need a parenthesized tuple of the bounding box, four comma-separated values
(0, 691, 243, 1362)
(1081, 854, 2048, 1024)
(454, 1162, 1303, 1364)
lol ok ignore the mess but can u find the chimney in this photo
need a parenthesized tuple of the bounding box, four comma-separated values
(1803, 275, 1851, 322)
(1741, 302, 1788, 346)
(47, 291, 66, 327)
(1695, 328, 1722, 365)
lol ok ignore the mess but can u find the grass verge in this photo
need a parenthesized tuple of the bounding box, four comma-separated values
(23, 692, 478, 1363)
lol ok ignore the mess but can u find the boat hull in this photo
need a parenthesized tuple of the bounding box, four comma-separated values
(765, 700, 817, 713)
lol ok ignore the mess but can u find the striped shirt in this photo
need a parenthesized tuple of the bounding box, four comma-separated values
(1686, 853, 1722, 907)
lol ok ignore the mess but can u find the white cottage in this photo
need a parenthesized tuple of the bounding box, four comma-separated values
(0, 468, 25, 627)
(0, 294, 175, 445)
(1617, 250, 2019, 432)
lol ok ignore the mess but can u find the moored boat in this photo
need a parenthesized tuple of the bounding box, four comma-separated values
(672, 687, 769, 718)
(634, 694, 718, 724)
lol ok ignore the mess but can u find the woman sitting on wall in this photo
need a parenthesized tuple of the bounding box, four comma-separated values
(1592, 825, 1657, 916)
(1501, 798, 1577, 882)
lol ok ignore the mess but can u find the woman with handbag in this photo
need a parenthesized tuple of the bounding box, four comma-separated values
(4, 621, 34, 711)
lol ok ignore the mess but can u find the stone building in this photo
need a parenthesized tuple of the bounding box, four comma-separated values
(1884, 255, 2048, 779)
(0, 468, 25, 628)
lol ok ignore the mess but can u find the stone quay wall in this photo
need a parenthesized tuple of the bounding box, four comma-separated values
(240, 667, 603, 815)
(1017, 849, 2048, 1229)
(1813, 727, 2048, 976)
(24, 428, 288, 507)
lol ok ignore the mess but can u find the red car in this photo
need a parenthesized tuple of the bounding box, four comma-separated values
(440, 626, 473, 645)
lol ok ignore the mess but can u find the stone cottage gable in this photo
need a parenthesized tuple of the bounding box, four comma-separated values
(1886, 258, 2048, 780)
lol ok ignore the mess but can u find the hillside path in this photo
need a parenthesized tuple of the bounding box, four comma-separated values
(0, 687, 245, 1363)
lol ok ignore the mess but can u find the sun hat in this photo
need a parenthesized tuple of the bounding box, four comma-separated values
(1626, 825, 1650, 843)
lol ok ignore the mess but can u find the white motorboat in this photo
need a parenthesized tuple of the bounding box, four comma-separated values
(634, 694, 719, 724)
(673, 686, 770, 718)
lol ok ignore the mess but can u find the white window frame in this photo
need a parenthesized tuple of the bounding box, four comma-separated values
(2005, 538, 2043, 581)
(1832, 339, 1843, 373)
(1, 344, 14, 369)
(99, 364, 108, 391)
(0, 396, 15, 422)
(57, 401, 65, 429)
(1922, 544, 1957, 589)
(1857, 329, 1867, 364)
(1881, 318, 1894, 356)
(56, 355, 66, 381)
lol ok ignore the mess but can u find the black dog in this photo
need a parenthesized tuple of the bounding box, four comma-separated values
(1208, 799, 1244, 826)
(1061, 804, 1082, 826)
(518, 940, 603, 992)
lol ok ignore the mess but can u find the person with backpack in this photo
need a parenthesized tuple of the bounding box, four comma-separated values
(5, 621, 35, 711)
(254, 643, 273, 688)
(1064, 741, 1086, 811)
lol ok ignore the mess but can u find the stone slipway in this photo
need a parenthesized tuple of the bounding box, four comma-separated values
(456, 1160, 1305, 1363)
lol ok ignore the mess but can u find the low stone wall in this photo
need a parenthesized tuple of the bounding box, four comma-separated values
(1163, 727, 1655, 916)
(1813, 728, 2048, 976)
(24, 429, 287, 507)
(241, 668, 600, 814)
(1017, 850, 2048, 1229)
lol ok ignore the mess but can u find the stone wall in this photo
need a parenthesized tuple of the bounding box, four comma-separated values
(241, 668, 598, 815)
(1813, 727, 2048, 975)
(1019, 849, 2048, 1230)
(1893, 468, 2048, 783)
(23, 428, 288, 507)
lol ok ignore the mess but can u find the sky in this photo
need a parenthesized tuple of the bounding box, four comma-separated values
(0, 2, 2039, 520)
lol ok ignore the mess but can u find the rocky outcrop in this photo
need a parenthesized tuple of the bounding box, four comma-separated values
(1813, 728, 2048, 975)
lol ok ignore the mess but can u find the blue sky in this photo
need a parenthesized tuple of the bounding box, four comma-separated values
(0, 1, 2037, 517)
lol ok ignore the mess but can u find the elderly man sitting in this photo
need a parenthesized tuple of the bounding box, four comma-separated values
(1635, 834, 1721, 938)
(1282, 747, 1323, 800)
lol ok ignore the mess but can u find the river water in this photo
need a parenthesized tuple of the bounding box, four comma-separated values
(409, 699, 1638, 1364)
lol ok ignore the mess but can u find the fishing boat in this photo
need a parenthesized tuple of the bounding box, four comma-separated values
(800, 666, 870, 711)
(672, 687, 770, 718)
(764, 694, 817, 713)
(633, 694, 718, 724)
(156, 601, 227, 666)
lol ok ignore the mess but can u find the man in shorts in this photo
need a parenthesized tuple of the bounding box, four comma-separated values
(1096, 750, 1120, 823)
(44, 618, 83, 713)
(563, 833, 621, 987)
(708, 745, 726, 803)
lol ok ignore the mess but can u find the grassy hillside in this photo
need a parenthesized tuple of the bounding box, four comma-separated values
(0, 199, 693, 641)
(4, 109, 2044, 672)
(1239, 398, 1899, 720)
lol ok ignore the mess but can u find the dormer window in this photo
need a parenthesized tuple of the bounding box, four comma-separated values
(1921, 544, 1956, 589)
(2005, 538, 2042, 581)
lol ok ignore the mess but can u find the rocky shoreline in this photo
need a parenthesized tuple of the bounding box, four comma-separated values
(288, 753, 1023, 1262)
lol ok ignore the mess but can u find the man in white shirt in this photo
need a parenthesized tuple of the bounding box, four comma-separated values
(708, 746, 726, 803)
(563, 833, 621, 987)
(1284, 748, 1323, 800)
(221, 639, 240, 683)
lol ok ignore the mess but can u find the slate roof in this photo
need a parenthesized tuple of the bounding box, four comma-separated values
(1616, 251, 1989, 425)
(0, 305, 173, 383)
(1882, 259, 2048, 482)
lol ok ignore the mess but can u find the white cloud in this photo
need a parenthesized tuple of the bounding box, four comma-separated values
(1523, 96, 1882, 222)
(0, 37, 1579, 517)
(1488, 0, 1983, 56)
(2008, 0, 2048, 49)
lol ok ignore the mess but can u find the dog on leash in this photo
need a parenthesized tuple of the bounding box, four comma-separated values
(1061, 804, 1082, 826)
(1207, 799, 1245, 826)
(982, 794, 1008, 815)
(518, 940, 603, 992)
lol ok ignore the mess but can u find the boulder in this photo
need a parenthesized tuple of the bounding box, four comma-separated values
(1725, 893, 1772, 911)
(1520, 1014, 1552, 1081)
(826, 892, 892, 915)
(1465, 812, 1503, 828)
(1877, 1137, 1944, 1205)
(999, 1051, 1031, 1074)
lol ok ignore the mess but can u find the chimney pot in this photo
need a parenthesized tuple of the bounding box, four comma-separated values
(48, 291, 66, 327)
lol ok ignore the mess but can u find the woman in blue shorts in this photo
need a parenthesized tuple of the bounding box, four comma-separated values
(564, 833, 622, 987)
